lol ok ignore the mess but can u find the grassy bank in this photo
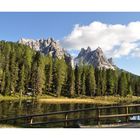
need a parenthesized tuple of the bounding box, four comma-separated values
(0, 124, 19, 128)
(38, 96, 140, 105)
(0, 95, 140, 105)
(0, 95, 34, 101)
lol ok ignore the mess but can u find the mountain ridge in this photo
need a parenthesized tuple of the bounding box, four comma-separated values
(18, 37, 115, 70)
(75, 46, 115, 70)
(18, 37, 74, 67)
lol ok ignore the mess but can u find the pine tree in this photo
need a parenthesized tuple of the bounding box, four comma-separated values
(135, 77, 140, 96)
(4, 65, 11, 95)
(31, 52, 45, 96)
(52, 60, 57, 95)
(80, 66, 86, 96)
(52, 59, 67, 97)
(18, 65, 25, 96)
(45, 56, 53, 94)
(101, 69, 106, 96)
(67, 65, 75, 97)
(31, 60, 38, 96)
(113, 70, 118, 96)
(86, 66, 96, 97)
(23, 46, 33, 93)
(95, 68, 102, 96)
(106, 69, 115, 96)
(9, 51, 18, 94)
(118, 72, 128, 96)
(126, 73, 133, 96)
(0, 71, 5, 94)
(75, 65, 82, 96)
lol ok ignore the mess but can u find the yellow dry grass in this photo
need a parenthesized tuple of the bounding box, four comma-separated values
(0, 124, 19, 128)
(38, 96, 140, 105)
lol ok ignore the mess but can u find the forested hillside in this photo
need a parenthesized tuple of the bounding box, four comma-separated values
(0, 41, 140, 97)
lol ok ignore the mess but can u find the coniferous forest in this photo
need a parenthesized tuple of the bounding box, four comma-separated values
(0, 41, 140, 97)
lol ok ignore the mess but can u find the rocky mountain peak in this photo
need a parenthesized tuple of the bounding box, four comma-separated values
(78, 48, 85, 57)
(18, 37, 64, 59)
(18, 37, 74, 67)
(18, 38, 115, 70)
(95, 47, 104, 55)
(75, 47, 115, 70)
(108, 57, 113, 65)
(87, 46, 91, 52)
(96, 46, 102, 51)
(78, 46, 91, 58)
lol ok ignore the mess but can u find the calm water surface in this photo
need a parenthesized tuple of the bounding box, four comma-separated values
(0, 100, 140, 127)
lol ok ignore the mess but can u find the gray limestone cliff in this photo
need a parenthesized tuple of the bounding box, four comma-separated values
(75, 47, 115, 70)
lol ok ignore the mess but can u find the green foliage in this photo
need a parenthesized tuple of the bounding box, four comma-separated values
(118, 72, 128, 96)
(134, 77, 140, 96)
(45, 56, 53, 94)
(106, 69, 115, 96)
(52, 59, 67, 97)
(31, 52, 45, 96)
(101, 69, 106, 96)
(95, 69, 102, 96)
(80, 66, 86, 96)
(0, 41, 140, 97)
(18, 65, 25, 96)
(85, 65, 96, 97)
(67, 64, 75, 97)
(75, 65, 83, 96)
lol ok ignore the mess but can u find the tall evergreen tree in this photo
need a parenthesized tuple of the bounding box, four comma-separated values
(75, 65, 82, 96)
(95, 68, 102, 96)
(85, 66, 96, 97)
(135, 77, 140, 96)
(67, 65, 75, 97)
(4, 65, 11, 95)
(101, 69, 106, 96)
(106, 69, 115, 96)
(9, 51, 18, 94)
(45, 56, 53, 94)
(118, 72, 128, 96)
(113, 70, 118, 96)
(31, 52, 45, 96)
(0, 71, 5, 94)
(52, 59, 67, 97)
(18, 65, 25, 96)
(126, 73, 133, 96)
(80, 66, 86, 96)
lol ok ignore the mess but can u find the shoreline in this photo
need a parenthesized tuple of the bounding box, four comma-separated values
(0, 95, 34, 101)
(38, 96, 140, 105)
(0, 95, 140, 105)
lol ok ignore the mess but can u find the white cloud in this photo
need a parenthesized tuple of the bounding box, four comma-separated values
(60, 21, 140, 58)
(131, 47, 140, 57)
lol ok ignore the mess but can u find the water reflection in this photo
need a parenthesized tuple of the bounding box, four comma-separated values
(130, 116, 140, 121)
(0, 100, 140, 127)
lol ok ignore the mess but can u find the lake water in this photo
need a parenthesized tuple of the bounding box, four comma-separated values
(0, 100, 140, 127)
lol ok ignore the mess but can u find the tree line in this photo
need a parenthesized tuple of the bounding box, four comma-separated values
(0, 41, 140, 97)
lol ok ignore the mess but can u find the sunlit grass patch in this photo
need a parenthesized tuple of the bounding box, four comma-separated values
(38, 96, 140, 105)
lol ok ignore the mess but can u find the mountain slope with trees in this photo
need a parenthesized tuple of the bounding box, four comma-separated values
(0, 41, 140, 97)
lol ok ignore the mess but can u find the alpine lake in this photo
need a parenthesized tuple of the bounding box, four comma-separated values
(0, 99, 140, 128)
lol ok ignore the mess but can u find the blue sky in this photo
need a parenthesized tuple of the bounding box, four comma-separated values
(0, 12, 140, 75)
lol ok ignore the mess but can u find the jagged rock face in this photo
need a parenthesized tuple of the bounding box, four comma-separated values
(108, 57, 114, 65)
(18, 38, 74, 67)
(75, 47, 115, 70)
(18, 38, 67, 59)
(18, 38, 115, 70)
